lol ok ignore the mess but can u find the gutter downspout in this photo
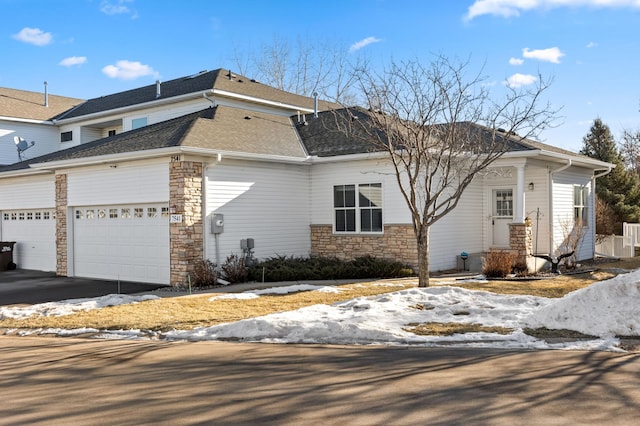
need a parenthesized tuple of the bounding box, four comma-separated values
(548, 159, 572, 256)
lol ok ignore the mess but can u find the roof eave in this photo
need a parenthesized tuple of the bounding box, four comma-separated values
(52, 90, 217, 124)
(0, 168, 55, 179)
(28, 147, 184, 170)
(0, 115, 56, 125)
(504, 148, 615, 169)
(212, 89, 315, 113)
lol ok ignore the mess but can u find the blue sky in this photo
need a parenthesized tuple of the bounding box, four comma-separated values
(1, 0, 639, 152)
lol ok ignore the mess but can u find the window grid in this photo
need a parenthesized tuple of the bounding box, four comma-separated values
(574, 186, 589, 227)
(333, 183, 383, 233)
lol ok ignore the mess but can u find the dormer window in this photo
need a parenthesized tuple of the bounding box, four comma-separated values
(60, 131, 72, 142)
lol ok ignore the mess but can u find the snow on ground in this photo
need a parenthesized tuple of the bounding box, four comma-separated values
(0, 294, 159, 320)
(3, 270, 640, 351)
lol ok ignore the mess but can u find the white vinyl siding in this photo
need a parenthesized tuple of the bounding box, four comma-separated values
(205, 160, 310, 263)
(551, 167, 594, 261)
(429, 177, 484, 270)
(67, 162, 168, 206)
(311, 159, 483, 272)
(0, 175, 55, 210)
(0, 120, 62, 165)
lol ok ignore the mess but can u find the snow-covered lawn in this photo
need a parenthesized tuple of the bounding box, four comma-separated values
(2, 270, 639, 351)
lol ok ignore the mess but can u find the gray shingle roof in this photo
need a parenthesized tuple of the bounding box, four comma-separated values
(0, 105, 307, 173)
(55, 69, 335, 120)
(0, 108, 215, 172)
(295, 108, 593, 161)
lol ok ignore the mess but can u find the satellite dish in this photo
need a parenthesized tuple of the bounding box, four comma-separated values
(13, 136, 36, 161)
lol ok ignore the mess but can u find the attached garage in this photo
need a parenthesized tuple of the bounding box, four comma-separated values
(0, 209, 56, 271)
(72, 203, 170, 284)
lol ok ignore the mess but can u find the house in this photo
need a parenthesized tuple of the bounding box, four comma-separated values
(0, 69, 613, 285)
(0, 85, 83, 165)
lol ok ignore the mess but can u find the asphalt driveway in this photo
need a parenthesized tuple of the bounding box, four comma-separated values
(0, 269, 164, 305)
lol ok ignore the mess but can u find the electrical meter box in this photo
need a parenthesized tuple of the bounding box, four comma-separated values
(211, 213, 224, 234)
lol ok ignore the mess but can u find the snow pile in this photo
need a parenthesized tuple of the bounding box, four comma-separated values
(168, 286, 551, 346)
(526, 269, 640, 337)
(209, 284, 343, 301)
(0, 294, 159, 319)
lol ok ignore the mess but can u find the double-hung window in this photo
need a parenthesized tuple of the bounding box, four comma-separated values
(334, 183, 382, 233)
(574, 185, 589, 226)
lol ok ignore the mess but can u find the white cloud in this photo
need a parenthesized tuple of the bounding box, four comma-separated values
(100, 0, 137, 18)
(509, 57, 524, 65)
(12, 27, 53, 46)
(59, 56, 87, 67)
(465, 0, 640, 20)
(102, 60, 159, 80)
(349, 36, 382, 53)
(586, 41, 598, 48)
(504, 73, 538, 88)
(522, 47, 565, 63)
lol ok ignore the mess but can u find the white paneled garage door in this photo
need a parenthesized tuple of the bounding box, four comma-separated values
(73, 204, 170, 284)
(0, 209, 56, 271)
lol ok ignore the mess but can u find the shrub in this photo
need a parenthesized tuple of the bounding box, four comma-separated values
(191, 259, 218, 288)
(247, 255, 414, 282)
(482, 250, 515, 278)
(221, 254, 248, 284)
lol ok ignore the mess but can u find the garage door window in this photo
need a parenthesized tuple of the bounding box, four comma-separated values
(2, 210, 55, 222)
(147, 207, 157, 218)
(134, 208, 144, 218)
(122, 208, 131, 218)
(109, 209, 118, 219)
(75, 210, 84, 220)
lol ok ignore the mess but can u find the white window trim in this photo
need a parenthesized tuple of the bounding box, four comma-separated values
(574, 185, 589, 228)
(333, 183, 384, 234)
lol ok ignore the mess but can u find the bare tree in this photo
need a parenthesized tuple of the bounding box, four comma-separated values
(340, 56, 556, 287)
(620, 129, 640, 179)
(233, 35, 361, 104)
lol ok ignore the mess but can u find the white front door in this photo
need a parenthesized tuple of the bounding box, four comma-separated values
(491, 189, 513, 248)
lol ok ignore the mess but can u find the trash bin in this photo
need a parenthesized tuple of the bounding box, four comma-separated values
(0, 242, 16, 271)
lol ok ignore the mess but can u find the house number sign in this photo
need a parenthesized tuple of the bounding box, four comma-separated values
(170, 214, 183, 223)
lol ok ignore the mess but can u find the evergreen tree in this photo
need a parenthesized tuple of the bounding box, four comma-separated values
(580, 118, 640, 234)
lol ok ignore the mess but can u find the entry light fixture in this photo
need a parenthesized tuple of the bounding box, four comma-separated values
(528, 182, 534, 191)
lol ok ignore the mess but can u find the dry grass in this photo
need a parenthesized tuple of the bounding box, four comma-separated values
(2, 258, 638, 335)
(453, 270, 617, 298)
(0, 280, 414, 332)
(404, 322, 514, 336)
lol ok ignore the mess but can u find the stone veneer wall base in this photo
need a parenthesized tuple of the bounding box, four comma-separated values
(310, 224, 418, 271)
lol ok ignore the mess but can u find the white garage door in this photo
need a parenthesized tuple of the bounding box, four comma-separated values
(73, 204, 170, 284)
(0, 209, 56, 271)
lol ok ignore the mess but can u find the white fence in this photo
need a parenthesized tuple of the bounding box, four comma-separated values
(595, 222, 640, 258)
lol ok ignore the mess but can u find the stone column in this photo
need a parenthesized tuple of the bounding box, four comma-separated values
(509, 221, 532, 269)
(55, 174, 68, 277)
(169, 161, 204, 286)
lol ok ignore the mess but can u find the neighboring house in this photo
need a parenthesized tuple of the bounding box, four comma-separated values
(0, 86, 82, 165)
(0, 69, 613, 285)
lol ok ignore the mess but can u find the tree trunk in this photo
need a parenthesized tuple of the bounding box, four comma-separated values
(417, 226, 430, 287)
